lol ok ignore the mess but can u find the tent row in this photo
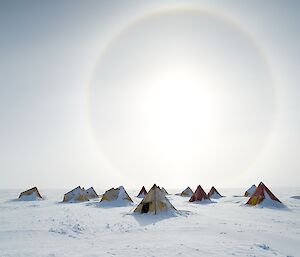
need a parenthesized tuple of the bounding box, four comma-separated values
(17, 182, 283, 213)
(17, 186, 98, 202)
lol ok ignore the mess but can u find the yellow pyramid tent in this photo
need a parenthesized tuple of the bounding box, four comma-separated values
(134, 184, 176, 214)
(63, 186, 89, 202)
(100, 186, 133, 203)
(19, 187, 43, 200)
(85, 187, 99, 199)
(180, 187, 193, 197)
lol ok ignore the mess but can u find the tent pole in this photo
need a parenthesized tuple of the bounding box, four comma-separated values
(154, 186, 156, 215)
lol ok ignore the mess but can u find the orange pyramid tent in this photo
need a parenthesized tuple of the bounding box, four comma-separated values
(246, 182, 281, 206)
(137, 186, 147, 198)
(189, 185, 209, 202)
(208, 186, 223, 199)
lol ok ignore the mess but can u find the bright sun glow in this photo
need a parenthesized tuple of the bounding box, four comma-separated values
(89, 9, 274, 186)
(144, 67, 218, 144)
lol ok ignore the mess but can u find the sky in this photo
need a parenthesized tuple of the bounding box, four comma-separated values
(0, 0, 299, 190)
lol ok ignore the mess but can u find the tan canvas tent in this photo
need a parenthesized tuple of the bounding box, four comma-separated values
(85, 187, 98, 199)
(137, 186, 147, 198)
(100, 186, 133, 203)
(63, 186, 89, 202)
(134, 184, 176, 214)
(244, 185, 257, 197)
(208, 186, 223, 199)
(180, 187, 193, 197)
(19, 187, 42, 200)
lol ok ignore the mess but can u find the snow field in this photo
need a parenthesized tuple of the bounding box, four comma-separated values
(0, 188, 299, 257)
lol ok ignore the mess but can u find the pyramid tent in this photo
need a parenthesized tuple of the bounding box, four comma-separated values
(189, 185, 210, 202)
(246, 182, 281, 206)
(161, 187, 169, 195)
(134, 184, 176, 214)
(180, 187, 193, 197)
(137, 186, 147, 198)
(208, 186, 223, 199)
(19, 187, 43, 200)
(63, 186, 89, 202)
(100, 186, 133, 203)
(244, 184, 257, 197)
(85, 187, 99, 199)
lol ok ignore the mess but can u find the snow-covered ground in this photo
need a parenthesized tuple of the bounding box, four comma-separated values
(0, 188, 299, 257)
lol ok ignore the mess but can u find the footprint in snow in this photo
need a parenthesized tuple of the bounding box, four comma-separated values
(256, 243, 270, 250)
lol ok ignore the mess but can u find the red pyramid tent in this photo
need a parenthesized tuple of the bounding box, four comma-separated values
(208, 186, 223, 198)
(137, 186, 147, 198)
(189, 185, 209, 202)
(246, 182, 281, 205)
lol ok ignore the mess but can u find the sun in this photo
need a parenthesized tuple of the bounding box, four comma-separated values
(143, 66, 216, 145)
(88, 9, 274, 187)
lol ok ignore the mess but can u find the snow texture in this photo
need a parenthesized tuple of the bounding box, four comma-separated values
(0, 188, 299, 257)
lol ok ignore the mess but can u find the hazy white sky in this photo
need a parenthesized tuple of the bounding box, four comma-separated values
(0, 0, 299, 189)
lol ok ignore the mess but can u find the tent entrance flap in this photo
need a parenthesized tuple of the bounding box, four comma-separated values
(142, 203, 150, 213)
